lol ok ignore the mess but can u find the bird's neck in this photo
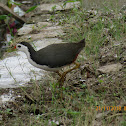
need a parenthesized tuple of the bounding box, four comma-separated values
(24, 46, 36, 60)
(27, 46, 36, 54)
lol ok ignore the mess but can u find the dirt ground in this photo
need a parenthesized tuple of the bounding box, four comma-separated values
(0, 0, 126, 126)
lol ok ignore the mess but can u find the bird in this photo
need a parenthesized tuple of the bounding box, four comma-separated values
(15, 38, 85, 85)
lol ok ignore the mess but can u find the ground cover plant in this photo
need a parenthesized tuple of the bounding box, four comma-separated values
(0, 0, 126, 126)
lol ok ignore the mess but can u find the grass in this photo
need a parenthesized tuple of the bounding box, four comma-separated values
(0, 0, 126, 126)
(59, 5, 125, 56)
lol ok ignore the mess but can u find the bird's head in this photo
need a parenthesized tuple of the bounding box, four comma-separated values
(15, 42, 29, 53)
(15, 42, 36, 54)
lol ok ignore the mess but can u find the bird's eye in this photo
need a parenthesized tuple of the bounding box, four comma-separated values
(18, 45, 21, 48)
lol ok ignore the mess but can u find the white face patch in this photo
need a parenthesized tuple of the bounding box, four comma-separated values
(16, 44, 29, 54)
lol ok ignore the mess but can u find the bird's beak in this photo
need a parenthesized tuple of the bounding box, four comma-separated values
(13, 45, 17, 50)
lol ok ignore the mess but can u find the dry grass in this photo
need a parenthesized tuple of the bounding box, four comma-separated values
(0, 0, 126, 126)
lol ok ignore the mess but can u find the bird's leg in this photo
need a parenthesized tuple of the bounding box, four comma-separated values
(64, 62, 80, 75)
(56, 71, 64, 87)
(56, 71, 62, 77)
(56, 62, 80, 99)
(54, 71, 64, 99)
(58, 62, 80, 84)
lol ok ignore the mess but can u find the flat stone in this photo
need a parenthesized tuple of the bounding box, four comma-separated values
(97, 63, 122, 73)
(37, 2, 80, 13)
(34, 38, 63, 50)
(37, 22, 52, 27)
(18, 25, 64, 41)
(26, 29, 63, 40)
(18, 24, 37, 35)
(29, 14, 51, 23)
(18, 24, 63, 38)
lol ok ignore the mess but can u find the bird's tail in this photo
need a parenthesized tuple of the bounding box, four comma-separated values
(79, 38, 85, 47)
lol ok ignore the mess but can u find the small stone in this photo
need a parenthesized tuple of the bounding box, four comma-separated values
(18, 24, 37, 35)
(97, 63, 122, 74)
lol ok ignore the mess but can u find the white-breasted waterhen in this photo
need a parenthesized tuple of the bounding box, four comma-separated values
(15, 38, 85, 85)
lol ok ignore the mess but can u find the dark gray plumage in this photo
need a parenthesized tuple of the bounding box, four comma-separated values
(18, 39, 85, 68)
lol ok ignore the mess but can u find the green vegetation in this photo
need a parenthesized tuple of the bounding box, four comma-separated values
(0, 0, 126, 126)
(60, 3, 125, 56)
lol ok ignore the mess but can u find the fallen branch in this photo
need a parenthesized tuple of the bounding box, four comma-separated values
(0, 3, 25, 24)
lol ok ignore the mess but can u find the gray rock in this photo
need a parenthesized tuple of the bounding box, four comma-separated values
(36, 2, 80, 13)
(18, 25, 64, 41)
(97, 63, 122, 73)
(18, 24, 36, 35)
(37, 22, 52, 27)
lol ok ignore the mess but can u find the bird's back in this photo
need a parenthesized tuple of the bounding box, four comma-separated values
(32, 39, 85, 68)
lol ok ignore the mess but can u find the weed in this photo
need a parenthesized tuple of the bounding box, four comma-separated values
(56, 1, 126, 58)
(0, 0, 125, 126)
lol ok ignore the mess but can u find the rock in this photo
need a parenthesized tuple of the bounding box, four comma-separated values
(18, 23, 63, 38)
(0, 0, 8, 5)
(34, 38, 63, 49)
(97, 63, 122, 74)
(99, 55, 118, 65)
(37, 22, 52, 27)
(26, 29, 63, 40)
(36, 2, 80, 13)
(28, 14, 51, 23)
(18, 25, 64, 40)
(18, 24, 37, 35)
